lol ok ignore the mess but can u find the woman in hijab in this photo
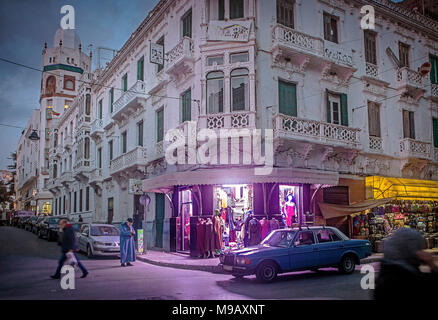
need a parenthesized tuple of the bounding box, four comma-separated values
(374, 228, 438, 300)
(120, 218, 136, 267)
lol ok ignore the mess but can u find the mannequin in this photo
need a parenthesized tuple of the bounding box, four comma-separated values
(204, 218, 214, 258)
(259, 217, 270, 240)
(282, 191, 296, 227)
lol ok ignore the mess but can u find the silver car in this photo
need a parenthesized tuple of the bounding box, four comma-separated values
(77, 224, 120, 258)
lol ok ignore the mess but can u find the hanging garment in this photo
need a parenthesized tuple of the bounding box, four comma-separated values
(259, 218, 270, 240)
(196, 220, 206, 255)
(213, 216, 223, 250)
(227, 207, 236, 231)
(249, 218, 261, 246)
(204, 219, 214, 252)
(270, 218, 280, 232)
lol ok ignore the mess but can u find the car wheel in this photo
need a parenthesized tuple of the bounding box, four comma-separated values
(87, 245, 93, 258)
(256, 261, 278, 283)
(339, 255, 356, 274)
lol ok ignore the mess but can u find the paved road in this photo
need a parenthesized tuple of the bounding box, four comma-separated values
(0, 226, 374, 300)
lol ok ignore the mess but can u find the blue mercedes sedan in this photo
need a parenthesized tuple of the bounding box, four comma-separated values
(220, 226, 372, 282)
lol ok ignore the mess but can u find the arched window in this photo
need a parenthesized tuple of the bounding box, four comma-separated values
(84, 137, 90, 159)
(46, 76, 56, 95)
(206, 71, 224, 114)
(85, 94, 91, 116)
(230, 68, 249, 111)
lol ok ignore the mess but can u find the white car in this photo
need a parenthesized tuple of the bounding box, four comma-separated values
(77, 224, 120, 258)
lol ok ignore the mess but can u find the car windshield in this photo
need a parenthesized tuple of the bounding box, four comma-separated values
(71, 223, 82, 232)
(261, 230, 296, 248)
(90, 226, 120, 236)
(48, 218, 60, 224)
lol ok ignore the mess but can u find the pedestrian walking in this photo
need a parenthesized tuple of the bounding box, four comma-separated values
(50, 219, 88, 279)
(374, 228, 438, 301)
(78, 215, 83, 222)
(120, 218, 136, 267)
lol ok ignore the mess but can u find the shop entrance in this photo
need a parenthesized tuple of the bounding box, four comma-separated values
(155, 193, 164, 248)
(177, 189, 192, 252)
(279, 185, 302, 226)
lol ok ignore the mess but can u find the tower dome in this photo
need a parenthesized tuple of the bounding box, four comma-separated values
(53, 28, 81, 50)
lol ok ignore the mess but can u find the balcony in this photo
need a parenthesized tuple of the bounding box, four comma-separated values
(90, 119, 104, 140)
(89, 168, 103, 184)
(198, 111, 256, 130)
(112, 80, 147, 122)
(273, 114, 360, 148)
(369, 136, 383, 153)
(73, 159, 92, 180)
(165, 37, 195, 79)
(429, 83, 438, 100)
(60, 171, 74, 186)
(64, 136, 73, 150)
(365, 62, 379, 80)
(272, 24, 355, 80)
(434, 148, 438, 162)
(399, 138, 431, 160)
(48, 178, 61, 191)
(396, 67, 426, 100)
(110, 146, 148, 176)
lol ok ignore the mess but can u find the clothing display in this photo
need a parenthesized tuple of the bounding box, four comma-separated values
(248, 218, 261, 246)
(259, 218, 270, 240)
(196, 219, 206, 256)
(213, 215, 223, 251)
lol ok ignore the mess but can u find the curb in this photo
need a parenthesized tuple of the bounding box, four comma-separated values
(136, 255, 225, 274)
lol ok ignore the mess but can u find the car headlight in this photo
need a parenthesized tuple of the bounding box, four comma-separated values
(94, 241, 106, 246)
(236, 256, 251, 265)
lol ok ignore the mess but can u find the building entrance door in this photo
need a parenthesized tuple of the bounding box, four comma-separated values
(155, 193, 164, 248)
(177, 190, 192, 252)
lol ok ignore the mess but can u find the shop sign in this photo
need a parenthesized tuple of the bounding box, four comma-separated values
(137, 229, 144, 254)
(150, 43, 164, 65)
(129, 179, 143, 195)
(208, 20, 252, 42)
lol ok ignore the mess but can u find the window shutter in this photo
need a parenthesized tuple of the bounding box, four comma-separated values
(182, 90, 191, 122)
(433, 118, 438, 148)
(430, 55, 438, 85)
(326, 89, 331, 123)
(340, 93, 348, 126)
(278, 81, 297, 117)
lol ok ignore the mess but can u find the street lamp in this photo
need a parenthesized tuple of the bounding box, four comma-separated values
(28, 130, 40, 141)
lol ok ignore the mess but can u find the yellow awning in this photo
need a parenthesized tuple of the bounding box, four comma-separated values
(366, 176, 438, 201)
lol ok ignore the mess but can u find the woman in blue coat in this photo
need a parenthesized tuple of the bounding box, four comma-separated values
(120, 218, 136, 267)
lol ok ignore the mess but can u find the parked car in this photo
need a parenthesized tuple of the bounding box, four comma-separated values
(220, 226, 372, 283)
(38, 217, 61, 241)
(57, 222, 84, 245)
(77, 224, 120, 258)
(24, 216, 37, 232)
(18, 216, 31, 229)
(32, 216, 46, 234)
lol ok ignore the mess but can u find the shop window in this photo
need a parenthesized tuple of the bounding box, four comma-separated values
(230, 52, 249, 63)
(364, 30, 377, 65)
(323, 12, 338, 43)
(207, 71, 224, 114)
(64, 76, 75, 91)
(207, 56, 224, 66)
(280, 185, 301, 226)
(326, 90, 348, 126)
(156, 109, 164, 143)
(278, 80, 297, 117)
(368, 101, 381, 137)
(230, 0, 244, 19)
(182, 9, 192, 38)
(402, 110, 415, 139)
(399, 42, 410, 68)
(277, 0, 294, 29)
(231, 68, 249, 111)
(181, 89, 191, 122)
(430, 54, 438, 85)
(137, 56, 144, 81)
(177, 189, 193, 252)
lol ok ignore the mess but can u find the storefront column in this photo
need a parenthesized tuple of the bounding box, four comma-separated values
(253, 183, 264, 215)
(169, 186, 179, 252)
(200, 185, 213, 216)
(267, 183, 280, 215)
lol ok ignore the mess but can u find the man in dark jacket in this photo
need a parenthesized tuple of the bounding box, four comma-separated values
(374, 228, 438, 301)
(50, 219, 88, 279)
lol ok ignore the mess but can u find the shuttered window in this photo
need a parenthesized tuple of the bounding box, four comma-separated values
(278, 80, 297, 117)
(402, 110, 415, 139)
(137, 57, 144, 81)
(109, 140, 113, 161)
(98, 99, 103, 119)
(364, 30, 377, 65)
(181, 89, 191, 122)
(430, 54, 438, 85)
(399, 42, 410, 68)
(433, 118, 438, 148)
(182, 9, 192, 38)
(277, 0, 294, 29)
(230, 0, 244, 19)
(218, 0, 225, 20)
(156, 109, 164, 142)
(326, 91, 348, 126)
(122, 74, 128, 92)
(121, 131, 127, 154)
(157, 36, 165, 72)
(137, 121, 144, 147)
(109, 88, 114, 113)
(368, 101, 381, 137)
(323, 12, 338, 43)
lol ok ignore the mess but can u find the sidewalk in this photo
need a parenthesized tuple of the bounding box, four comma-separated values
(137, 248, 438, 274)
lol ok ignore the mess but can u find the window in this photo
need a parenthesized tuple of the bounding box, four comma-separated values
(230, 0, 244, 19)
(84, 137, 90, 159)
(230, 52, 249, 63)
(97, 147, 102, 169)
(277, 0, 294, 29)
(109, 140, 114, 161)
(218, 0, 225, 20)
(296, 231, 315, 245)
(181, 89, 191, 122)
(326, 91, 348, 126)
(85, 94, 91, 115)
(182, 9, 192, 38)
(231, 68, 249, 111)
(323, 12, 338, 43)
(74, 191, 77, 213)
(156, 109, 164, 142)
(64, 76, 75, 90)
(122, 74, 128, 92)
(207, 71, 224, 114)
(207, 56, 224, 66)
(399, 42, 410, 68)
(157, 36, 165, 72)
(430, 54, 438, 85)
(137, 56, 144, 81)
(137, 121, 144, 147)
(46, 76, 56, 95)
(98, 99, 103, 119)
(403, 110, 415, 139)
(364, 30, 377, 65)
(86, 187, 90, 212)
(433, 118, 438, 148)
(79, 189, 83, 212)
(109, 88, 114, 113)
(121, 131, 127, 154)
(315, 229, 342, 243)
(278, 80, 297, 117)
(368, 101, 381, 137)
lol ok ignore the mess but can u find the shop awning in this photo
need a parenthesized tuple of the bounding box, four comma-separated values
(366, 176, 438, 201)
(318, 198, 394, 220)
(142, 167, 339, 193)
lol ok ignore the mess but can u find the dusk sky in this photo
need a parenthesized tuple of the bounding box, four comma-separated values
(0, 0, 159, 170)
